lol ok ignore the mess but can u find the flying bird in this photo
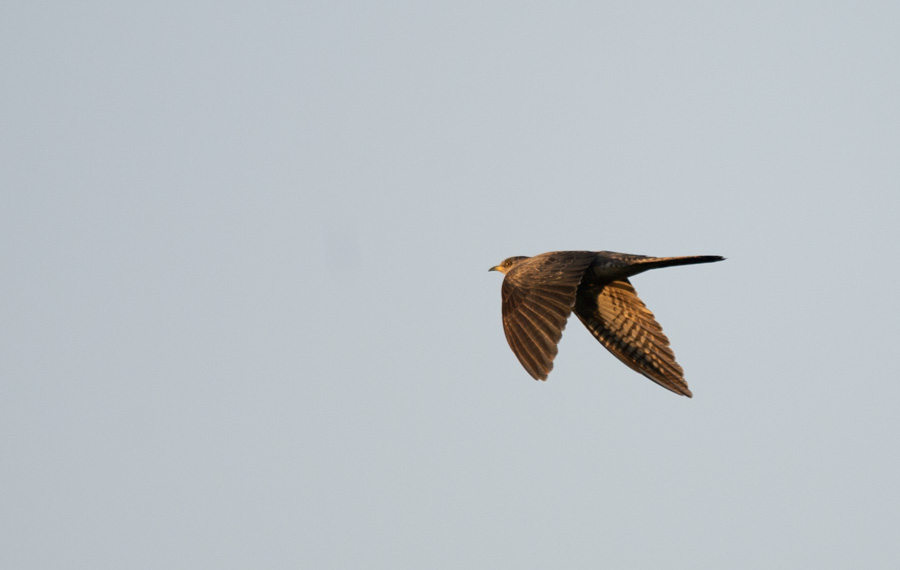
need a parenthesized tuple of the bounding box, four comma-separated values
(489, 250, 724, 397)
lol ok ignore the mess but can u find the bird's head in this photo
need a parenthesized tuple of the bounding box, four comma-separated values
(489, 256, 530, 274)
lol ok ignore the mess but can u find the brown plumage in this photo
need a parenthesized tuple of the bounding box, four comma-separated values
(489, 251, 724, 397)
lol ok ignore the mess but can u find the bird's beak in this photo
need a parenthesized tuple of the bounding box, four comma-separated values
(489, 265, 500, 272)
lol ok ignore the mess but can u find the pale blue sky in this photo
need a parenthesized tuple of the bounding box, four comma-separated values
(2, 2, 900, 568)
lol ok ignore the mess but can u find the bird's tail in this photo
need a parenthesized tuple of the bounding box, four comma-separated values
(586, 253, 725, 281)
(632, 255, 725, 272)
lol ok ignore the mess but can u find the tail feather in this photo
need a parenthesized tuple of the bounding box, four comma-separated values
(632, 255, 725, 272)
(588, 253, 725, 282)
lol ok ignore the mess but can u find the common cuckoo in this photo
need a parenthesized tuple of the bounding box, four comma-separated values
(489, 251, 723, 397)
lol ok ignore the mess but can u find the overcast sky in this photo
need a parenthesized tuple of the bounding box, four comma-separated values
(3, 2, 900, 569)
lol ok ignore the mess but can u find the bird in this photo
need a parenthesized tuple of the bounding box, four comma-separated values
(489, 250, 724, 397)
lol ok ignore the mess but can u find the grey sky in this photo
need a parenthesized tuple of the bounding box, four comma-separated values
(2, 2, 899, 568)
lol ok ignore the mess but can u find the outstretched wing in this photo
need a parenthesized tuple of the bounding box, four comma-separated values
(501, 252, 595, 380)
(574, 279, 693, 397)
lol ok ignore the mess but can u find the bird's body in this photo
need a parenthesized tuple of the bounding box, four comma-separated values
(489, 251, 724, 397)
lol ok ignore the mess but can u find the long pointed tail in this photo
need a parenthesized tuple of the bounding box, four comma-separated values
(587, 252, 725, 281)
(632, 255, 725, 272)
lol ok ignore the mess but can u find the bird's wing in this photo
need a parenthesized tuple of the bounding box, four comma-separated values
(501, 252, 595, 380)
(574, 279, 692, 397)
